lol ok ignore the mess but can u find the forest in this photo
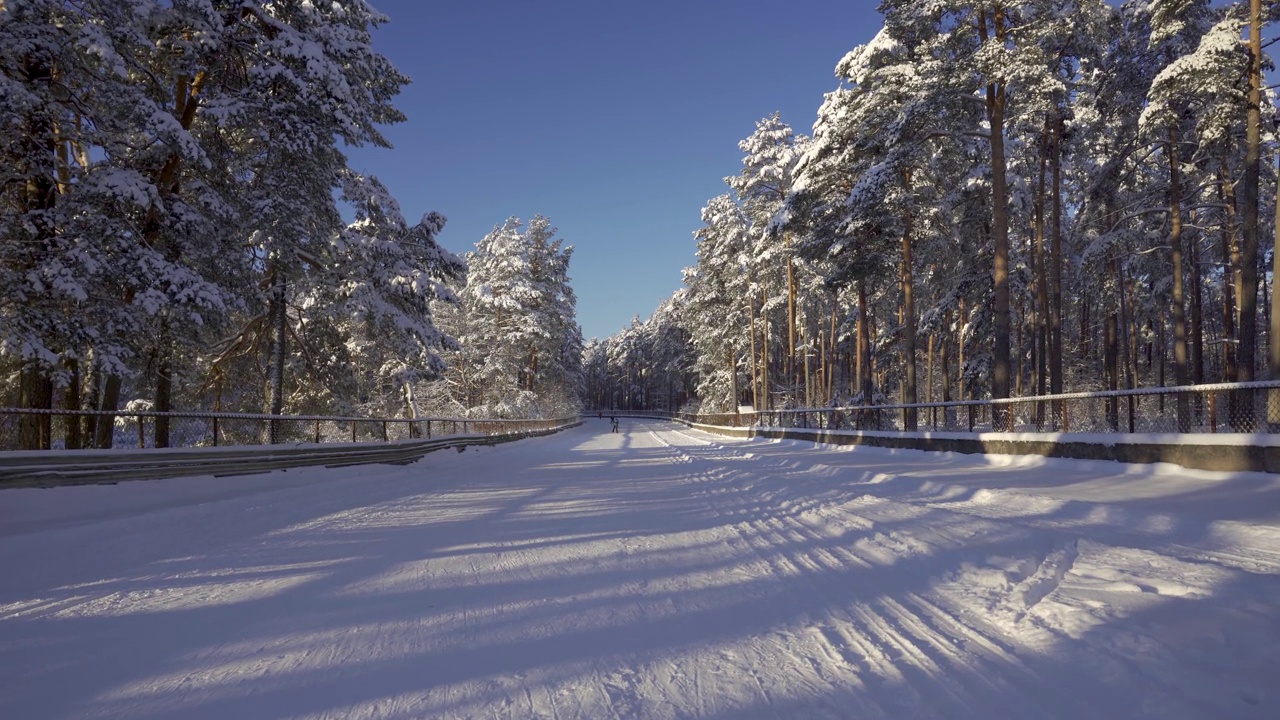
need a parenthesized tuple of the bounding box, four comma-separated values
(5, 0, 1280, 451)
(0, 1, 581, 450)
(586, 0, 1280, 432)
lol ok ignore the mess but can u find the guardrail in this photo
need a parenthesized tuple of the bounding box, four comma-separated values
(0, 408, 575, 451)
(680, 380, 1280, 435)
(0, 411, 579, 487)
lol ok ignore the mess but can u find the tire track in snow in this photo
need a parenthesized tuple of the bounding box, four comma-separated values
(644, 424, 998, 716)
(643, 425, 874, 716)
(642, 423, 1106, 718)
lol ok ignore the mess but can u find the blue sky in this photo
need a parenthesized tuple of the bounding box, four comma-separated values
(345, 0, 885, 340)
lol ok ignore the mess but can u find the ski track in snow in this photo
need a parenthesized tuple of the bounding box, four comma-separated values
(2, 420, 1280, 719)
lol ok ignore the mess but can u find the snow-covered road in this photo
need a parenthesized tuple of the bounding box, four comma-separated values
(3, 419, 1280, 719)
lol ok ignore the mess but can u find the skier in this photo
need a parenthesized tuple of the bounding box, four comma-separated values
(610, 416, 619, 433)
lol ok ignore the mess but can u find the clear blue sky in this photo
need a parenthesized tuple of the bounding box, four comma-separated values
(345, 0, 885, 341)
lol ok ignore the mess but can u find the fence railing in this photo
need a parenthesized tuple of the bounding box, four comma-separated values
(680, 380, 1280, 435)
(0, 407, 578, 452)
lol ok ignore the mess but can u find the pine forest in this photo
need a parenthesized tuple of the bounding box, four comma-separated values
(587, 0, 1280, 433)
(4, 0, 1280, 450)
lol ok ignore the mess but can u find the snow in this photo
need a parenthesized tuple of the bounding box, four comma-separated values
(2, 419, 1279, 719)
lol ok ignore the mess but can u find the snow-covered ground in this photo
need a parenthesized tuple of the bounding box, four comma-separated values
(3, 419, 1279, 720)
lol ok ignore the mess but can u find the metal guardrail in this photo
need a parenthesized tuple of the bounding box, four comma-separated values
(680, 380, 1280, 435)
(0, 418, 580, 487)
(0, 407, 576, 451)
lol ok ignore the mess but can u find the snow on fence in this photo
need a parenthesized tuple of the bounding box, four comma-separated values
(0, 408, 576, 452)
(684, 380, 1280, 435)
(0, 413, 580, 487)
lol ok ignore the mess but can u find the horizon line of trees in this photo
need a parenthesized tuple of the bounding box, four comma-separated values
(588, 0, 1280, 433)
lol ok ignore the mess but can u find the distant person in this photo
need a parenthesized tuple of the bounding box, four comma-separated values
(611, 416, 619, 433)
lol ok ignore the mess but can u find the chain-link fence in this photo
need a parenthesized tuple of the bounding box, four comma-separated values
(681, 381, 1280, 435)
(0, 409, 577, 452)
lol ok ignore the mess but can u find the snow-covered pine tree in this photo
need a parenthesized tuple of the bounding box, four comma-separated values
(325, 172, 465, 419)
(682, 195, 751, 412)
(1139, 0, 1234, 429)
(454, 216, 582, 418)
(727, 114, 809, 409)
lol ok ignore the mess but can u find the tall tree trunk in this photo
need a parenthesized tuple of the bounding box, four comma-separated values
(981, 7, 1012, 431)
(786, 235, 797, 405)
(18, 368, 52, 450)
(1034, 121, 1050, 415)
(1049, 113, 1065, 398)
(1225, 167, 1246, 337)
(942, 310, 954, 427)
(761, 286, 771, 410)
(1220, 171, 1239, 384)
(83, 357, 101, 448)
(154, 318, 173, 448)
(1190, 222, 1205, 386)
(1169, 124, 1190, 430)
(901, 200, 918, 430)
(267, 266, 287, 443)
(1238, 0, 1263, 429)
(1271, 149, 1280, 428)
(858, 282, 873, 405)
(959, 297, 969, 401)
(96, 374, 121, 449)
(803, 333, 812, 410)
(927, 333, 936, 406)
(749, 289, 760, 408)
(63, 358, 82, 450)
(1127, 271, 1140, 392)
(729, 349, 739, 414)
(1079, 293, 1091, 362)
(1106, 314, 1119, 430)
(1218, 202, 1239, 381)
(828, 299, 838, 401)
(1016, 297, 1025, 397)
